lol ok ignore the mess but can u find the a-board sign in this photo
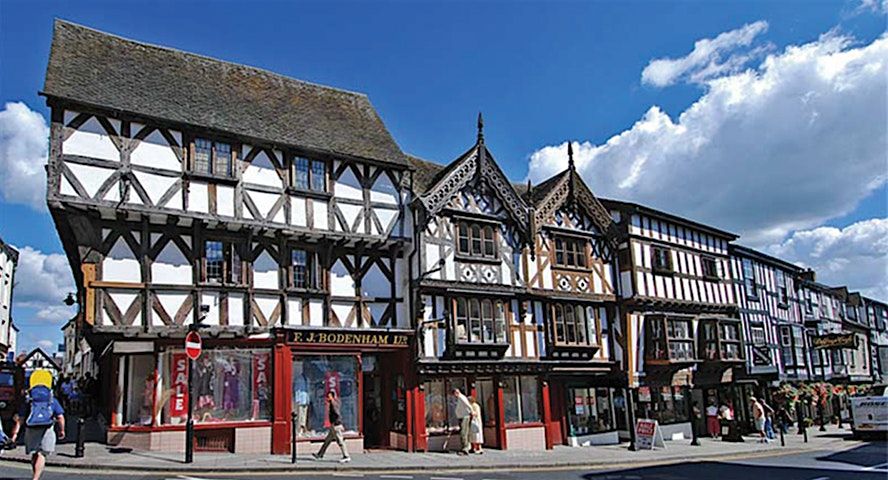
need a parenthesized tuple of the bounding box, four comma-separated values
(635, 418, 666, 450)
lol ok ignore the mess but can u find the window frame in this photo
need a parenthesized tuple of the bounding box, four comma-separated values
(451, 296, 508, 345)
(289, 247, 321, 290)
(742, 258, 757, 300)
(291, 156, 328, 193)
(700, 256, 719, 280)
(203, 239, 243, 285)
(651, 246, 673, 274)
(454, 220, 499, 261)
(646, 315, 696, 362)
(551, 303, 600, 347)
(190, 137, 235, 179)
(554, 236, 590, 269)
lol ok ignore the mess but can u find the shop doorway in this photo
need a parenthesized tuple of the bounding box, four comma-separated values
(362, 354, 384, 448)
(474, 377, 499, 449)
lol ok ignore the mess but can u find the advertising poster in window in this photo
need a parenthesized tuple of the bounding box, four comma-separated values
(638, 386, 651, 402)
(575, 395, 585, 415)
(252, 352, 270, 419)
(324, 371, 341, 427)
(661, 386, 673, 401)
(170, 352, 189, 419)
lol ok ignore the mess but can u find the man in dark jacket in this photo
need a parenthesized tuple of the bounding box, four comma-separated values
(312, 391, 350, 463)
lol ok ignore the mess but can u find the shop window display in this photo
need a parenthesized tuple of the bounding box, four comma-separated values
(567, 387, 615, 435)
(503, 376, 540, 424)
(160, 349, 271, 425)
(292, 355, 359, 438)
(635, 386, 689, 425)
(424, 377, 468, 433)
(123, 354, 155, 426)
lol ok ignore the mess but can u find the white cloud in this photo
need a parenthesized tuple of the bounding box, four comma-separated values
(13, 246, 76, 323)
(641, 21, 770, 87)
(36, 339, 55, 350)
(766, 218, 888, 299)
(528, 30, 888, 245)
(857, 0, 888, 14)
(0, 102, 49, 211)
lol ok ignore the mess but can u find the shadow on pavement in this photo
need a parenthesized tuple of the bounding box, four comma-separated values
(581, 460, 882, 480)
(816, 442, 888, 469)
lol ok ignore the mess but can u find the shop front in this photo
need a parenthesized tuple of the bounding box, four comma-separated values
(415, 363, 549, 452)
(107, 338, 275, 454)
(271, 328, 415, 455)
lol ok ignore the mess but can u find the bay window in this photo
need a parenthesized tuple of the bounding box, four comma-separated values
(646, 315, 695, 362)
(453, 297, 507, 344)
(699, 319, 742, 361)
(552, 303, 599, 346)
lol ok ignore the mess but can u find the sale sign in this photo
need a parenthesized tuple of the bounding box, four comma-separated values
(253, 352, 269, 400)
(323, 372, 341, 427)
(170, 352, 189, 420)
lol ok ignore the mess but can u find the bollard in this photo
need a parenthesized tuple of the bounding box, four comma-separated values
(291, 411, 297, 464)
(75, 417, 85, 458)
(803, 426, 808, 443)
(779, 425, 785, 447)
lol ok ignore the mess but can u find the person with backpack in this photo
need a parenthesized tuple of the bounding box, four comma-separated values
(10, 369, 65, 480)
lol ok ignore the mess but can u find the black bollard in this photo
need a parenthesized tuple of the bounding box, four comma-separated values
(803, 425, 808, 443)
(291, 411, 297, 464)
(779, 424, 785, 447)
(75, 417, 85, 458)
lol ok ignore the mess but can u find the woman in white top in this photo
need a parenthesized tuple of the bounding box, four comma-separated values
(470, 397, 484, 454)
(706, 401, 720, 438)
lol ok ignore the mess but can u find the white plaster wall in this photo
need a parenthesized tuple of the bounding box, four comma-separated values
(133, 172, 176, 206)
(66, 162, 115, 198)
(154, 291, 190, 326)
(290, 197, 307, 227)
(334, 167, 363, 201)
(242, 150, 282, 187)
(252, 250, 279, 289)
(330, 260, 354, 296)
(200, 293, 221, 326)
(217, 186, 234, 217)
(152, 242, 191, 285)
(369, 174, 398, 205)
(188, 182, 209, 213)
(376, 208, 398, 235)
(130, 126, 181, 171)
(63, 115, 120, 162)
(331, 302, 352, 327)
(313, 201, 328, 230)
(361, 263, 389, 297)
(254, 295, 279, 325)
(308, 299, 324, 327)
(103, 238, 141, 283)
(228, 295, 244, 326)
(287, 298, 303, 325)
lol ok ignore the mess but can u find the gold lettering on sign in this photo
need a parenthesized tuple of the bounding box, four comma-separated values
(289, 330, 410, 347)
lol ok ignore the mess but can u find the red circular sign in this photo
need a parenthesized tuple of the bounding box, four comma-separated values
(185, 331, 202, 360)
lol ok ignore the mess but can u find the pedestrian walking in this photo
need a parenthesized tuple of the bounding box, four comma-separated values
(750, 396, 768, 443)
(776, 404, 792, 433)
(762, 400, 775, 440)
(10, 369, 65, 480)
(706, 399, 720, 438)
(452, 388, 472, 456)
(470, 396, 484, 454)
(312, 391, 350, 463)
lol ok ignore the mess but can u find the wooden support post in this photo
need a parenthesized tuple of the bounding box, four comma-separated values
(271, 341, 293, 454)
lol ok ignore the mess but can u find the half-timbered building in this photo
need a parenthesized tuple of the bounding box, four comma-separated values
(44, 21, 414, 454)
(522, 144, 626, 447)
(601, 199, 744, 439)
(730, 245, 808, 393)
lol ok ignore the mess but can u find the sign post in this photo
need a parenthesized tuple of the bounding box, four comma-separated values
(184, 330, 202, 464)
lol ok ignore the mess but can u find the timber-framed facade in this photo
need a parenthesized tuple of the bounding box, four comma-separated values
(45, 20, 414, 455)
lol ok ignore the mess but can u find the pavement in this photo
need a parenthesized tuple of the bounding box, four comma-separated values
(0, 424, 876, 475)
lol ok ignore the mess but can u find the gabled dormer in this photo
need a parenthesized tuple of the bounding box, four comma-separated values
(523, 142, 619, 298)
(412, 115, 530, 288)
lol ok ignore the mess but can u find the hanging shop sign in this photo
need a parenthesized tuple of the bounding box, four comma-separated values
(288, 330, 410, 348)
(811, 333, 858, 350)
(635, 418, 666, 450)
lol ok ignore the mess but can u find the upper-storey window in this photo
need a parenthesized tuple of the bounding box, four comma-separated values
(456, 221, 496, 260)
(552, 303, 598, 346)
(204, 240, 242, 285)
(293, 157, 327, 192)
(701, 256, 719, 280)
(291, 248, 320, 289)
(554, 237, 588, 269)
(776, 270, 788, 306)
(192, 138, 233, 178)
(651, 246, 672, 274)
(453, 297, 507, 344)
(647, 316, 695, 362)
(742, 258, 757, 300)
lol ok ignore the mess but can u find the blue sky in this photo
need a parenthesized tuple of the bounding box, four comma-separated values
(1, 0, 886, 353)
